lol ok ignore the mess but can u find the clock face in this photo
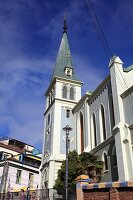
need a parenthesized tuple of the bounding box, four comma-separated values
(67, 69, 70, 75)
(65, 68, 72, 76)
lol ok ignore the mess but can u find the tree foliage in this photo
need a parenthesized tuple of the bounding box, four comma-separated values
(54, 151, 103, 195)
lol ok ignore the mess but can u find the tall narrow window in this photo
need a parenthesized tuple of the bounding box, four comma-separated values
(62, 85, 67, 99)
(104, 153, 108, 171)
(47, 114, 50, 126)
(66, 109, 70, 118)
(80, 112, 84, 152)
(28, 173, 34, 187)
(93, 113, 97, 147)
(70, 87, 74, 100)
(109, 95, 115, 129)
(16, 170, 22, 184)
(112, 145, 117, 167)
(101, 105, 106, 140)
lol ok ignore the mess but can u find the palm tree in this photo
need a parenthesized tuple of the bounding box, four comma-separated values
(78, 152, 103, 182)
(54, 151, 103, 195)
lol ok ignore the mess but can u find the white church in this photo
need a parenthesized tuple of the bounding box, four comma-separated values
(40, 19, 133, 195)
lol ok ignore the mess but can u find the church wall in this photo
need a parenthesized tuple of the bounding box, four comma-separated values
(77, 101, 90, 153)
(60, 106, 75, 154)
(53, 100, 76, 158)
(89, 86, 112, 150)
(109, 57, 133, 181)
(52, 102, 62, 157)
(123, 69, 133, 89)
(91, 139, 118, 182)
(44, 107, 54, 157)
(122, 92, 133, 126)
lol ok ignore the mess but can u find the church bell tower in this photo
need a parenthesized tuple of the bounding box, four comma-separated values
(41, 18, 83, 194)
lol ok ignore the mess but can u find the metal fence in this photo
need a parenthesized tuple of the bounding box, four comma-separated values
(0, 189, 63, 200)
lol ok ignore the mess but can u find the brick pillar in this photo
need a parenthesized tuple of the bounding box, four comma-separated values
(110, 187, 119, 200)
(76, 175, 90, 200)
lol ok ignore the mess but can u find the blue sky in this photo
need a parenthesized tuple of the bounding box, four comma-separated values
(0, 0, 133, 151)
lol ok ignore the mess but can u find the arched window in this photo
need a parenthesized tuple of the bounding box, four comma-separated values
(104, 153, 108, 171)
(109, 95, 115, 129)
(62, 85, 67, 99)
(93, 113, 97, 147)
(47, 114, 50, 126)
(51, 89, 54, 101)
(80, 112, 84, 152)
(101, 104, 106, 140)
(70, 87, 74, 100)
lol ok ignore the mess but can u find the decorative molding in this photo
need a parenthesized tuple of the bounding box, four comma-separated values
(80, 181, 133, 190)
(87, 76, 110, 105)
(121, 85, 133, 99)
(112, 126, 120, 135)
(90, 136, 114, 154)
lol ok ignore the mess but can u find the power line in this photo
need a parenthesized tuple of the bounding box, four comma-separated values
(83, 0, 113, 58)
(83, 0, 133, 103)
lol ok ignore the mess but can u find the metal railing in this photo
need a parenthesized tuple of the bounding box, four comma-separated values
(0, 189, 64, 200)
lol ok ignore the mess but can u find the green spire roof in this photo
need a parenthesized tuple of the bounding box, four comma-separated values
(51, 19, 81, 82)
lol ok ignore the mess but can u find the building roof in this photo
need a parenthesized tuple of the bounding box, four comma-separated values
(0, 142, 26, 153)
(123, 65, 133, 72)
(50, 18, 81, 83)
(0, 137, 34, 148)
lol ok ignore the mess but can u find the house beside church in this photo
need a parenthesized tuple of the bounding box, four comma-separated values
(40, 18, 133, 198)
(0, 137, 41, 193)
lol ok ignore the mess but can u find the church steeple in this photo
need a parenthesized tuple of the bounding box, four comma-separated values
(51, 18, 81, 82)
(42, 19, 83, 195)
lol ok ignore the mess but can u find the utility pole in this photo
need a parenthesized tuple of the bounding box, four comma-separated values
(0, 155, 9, 198)
(63, 125, 72, 200)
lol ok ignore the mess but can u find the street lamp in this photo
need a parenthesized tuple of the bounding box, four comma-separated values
(63, 125, 72, 200)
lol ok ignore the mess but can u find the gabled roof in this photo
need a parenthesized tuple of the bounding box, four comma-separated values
(50, 18, 81, 83)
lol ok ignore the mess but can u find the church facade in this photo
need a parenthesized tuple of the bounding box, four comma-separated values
(40, 19, 133, 195)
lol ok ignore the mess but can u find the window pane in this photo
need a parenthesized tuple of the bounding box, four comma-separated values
(93, 113, 97, 147)
(16, 170, 21, 184)
(29, 173, 34, 187)
(101, 105, 106, 140)
(104, 153, 108, 170)
(47, 114, 50, 126)
(62, 86, 67, 99)
(66, 110, 70, 118)
(80, 112, 84, 152)
(70, 87, 74, 100)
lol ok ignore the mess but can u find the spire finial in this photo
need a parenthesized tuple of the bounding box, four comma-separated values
(63, 15, 67, 33)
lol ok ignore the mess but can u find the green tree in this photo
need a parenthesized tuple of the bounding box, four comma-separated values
(54, 150, 103, 195)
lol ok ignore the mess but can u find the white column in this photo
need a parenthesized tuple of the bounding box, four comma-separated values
(109, 56, 133, 181)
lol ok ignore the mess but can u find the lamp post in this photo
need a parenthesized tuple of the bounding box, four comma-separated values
(63, 125, 72, 200)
